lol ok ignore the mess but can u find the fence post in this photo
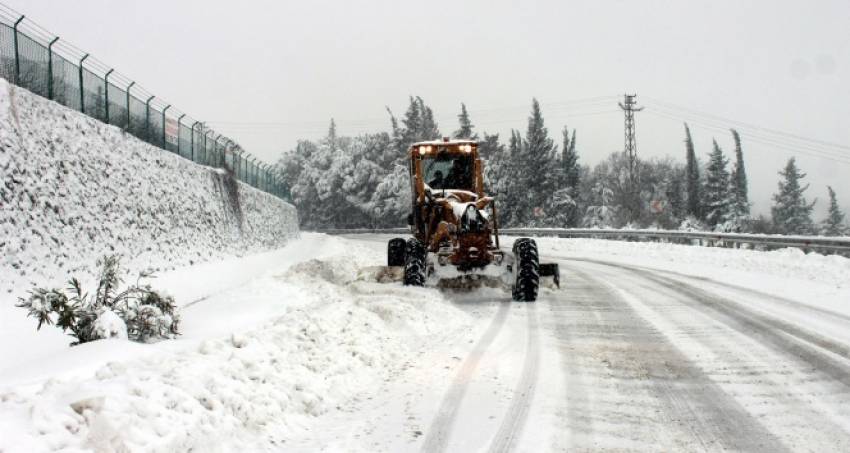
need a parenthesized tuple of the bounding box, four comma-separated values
(212, 134, 220, 167)
(190, 121, 199, 162)
(177, 113, 186, 156)
(125, 81, 135, 128)
(204, 130, 213, 165)
(144, 95, 154, 141)
(47, 37, 59, 100)
(103, 69, 114, 124)
(78, 54, 89, 113)
(12, 15, 24, 84)
(161, 105, 171, 148)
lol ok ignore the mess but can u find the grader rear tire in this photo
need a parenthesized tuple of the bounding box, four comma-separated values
(512, 238, 540, 301)
(403, 239, 426, 286)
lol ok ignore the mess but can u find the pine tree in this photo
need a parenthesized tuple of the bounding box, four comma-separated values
(821, 186, 847, 236)
(729, 129, 749, 217)
(684, 123, 701, 219)
(702, 139, 732, 227)
(453, 103, 478, 139)
(502, 129, 524, 226)
(522, 99, 557, 225)
(771, 157, 816, 235)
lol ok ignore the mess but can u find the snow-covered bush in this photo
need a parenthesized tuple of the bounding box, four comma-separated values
(16, 255, 180, 345)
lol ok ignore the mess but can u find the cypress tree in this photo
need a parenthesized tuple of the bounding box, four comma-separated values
(771, 157, 815, 235)
(562, 126, 580, 191)
(703, 139, 732, 227)
(821, 186, 847, 236)
(416, 96, 440, 141)
(452, 103, 478, 139)
(684, 123, 701, 218)
(730, 129, 749, 216)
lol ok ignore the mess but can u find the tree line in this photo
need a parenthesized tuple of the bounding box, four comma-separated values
(276, 96, 848, 236)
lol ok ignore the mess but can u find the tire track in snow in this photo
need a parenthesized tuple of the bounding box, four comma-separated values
(421, 301, 511, 453)
(561, 256, 850, 324)
(487, 302, 540, 453)
(571, 258, 850, 382)
(559, 264, 790, 452)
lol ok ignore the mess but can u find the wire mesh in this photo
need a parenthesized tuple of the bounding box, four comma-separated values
(106, 81, 127, 128)
(16, 32, 48, 96)
(127, 93, 147, 137)
(178, 122, 191, 159)
(0, 23, 13, 81)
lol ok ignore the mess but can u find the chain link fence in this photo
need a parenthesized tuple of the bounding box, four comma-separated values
(0, 5, 290, 201)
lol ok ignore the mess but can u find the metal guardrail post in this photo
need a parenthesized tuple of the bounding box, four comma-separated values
(78, 54, 89, 113)
(176, 113, 186, 155)
(125, 81, 135, 128)
(103, 69, 114, 124)
(161, 104, 171, 148)
(47, 37, 59, 100)
(12, 15, 24, 84)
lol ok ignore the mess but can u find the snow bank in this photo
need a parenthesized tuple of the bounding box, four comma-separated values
(534, 236, 850, 316)
(0, 235, 467, 453)
(0, 78, 298, 297)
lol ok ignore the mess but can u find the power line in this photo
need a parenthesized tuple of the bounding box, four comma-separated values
(643, 96, 850, 152)
(643, 103, 850, 163)
(643, 108, 850, 166)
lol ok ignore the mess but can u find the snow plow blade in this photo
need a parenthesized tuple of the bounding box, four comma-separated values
(539, 263, 560, 288)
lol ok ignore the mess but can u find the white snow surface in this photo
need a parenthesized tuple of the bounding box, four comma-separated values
(0, 77, 298, 297)
(0, 234, 469, 452)
(2, 233, 850, 451)
(529, 236, 850, 314)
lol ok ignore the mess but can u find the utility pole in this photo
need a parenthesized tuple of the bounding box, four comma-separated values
(619, 94, 643, 221)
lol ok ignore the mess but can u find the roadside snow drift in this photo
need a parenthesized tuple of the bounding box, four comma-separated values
(0, 235, 468, 452)
(0, 78, 298, 296)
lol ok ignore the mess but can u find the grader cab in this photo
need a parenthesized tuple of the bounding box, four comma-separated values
(386, 138, 559, 301)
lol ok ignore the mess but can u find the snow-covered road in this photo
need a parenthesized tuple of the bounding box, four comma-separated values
(290, 234, 850, 452)
(3, 233, 850, 452)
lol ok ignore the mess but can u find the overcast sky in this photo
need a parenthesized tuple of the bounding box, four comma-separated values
(9, 0, 850, 217)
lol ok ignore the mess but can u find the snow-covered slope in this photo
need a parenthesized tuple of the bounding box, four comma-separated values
(0, 78, 298, 296)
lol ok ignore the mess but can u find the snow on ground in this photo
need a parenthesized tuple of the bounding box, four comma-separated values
(0, 233, 471, 452)
(0, 77, 298, 297)
(531, 236, 850, 315)
(0, 77, 300, 387)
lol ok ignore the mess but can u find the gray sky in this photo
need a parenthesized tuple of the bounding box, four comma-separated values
(9, 0, 850, 217)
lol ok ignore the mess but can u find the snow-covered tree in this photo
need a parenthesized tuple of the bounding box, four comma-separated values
(684, 123, 701, 219)
(559, 126, 580, 227)
(582, 181, 617, 228)
(821, 186, 848, 236)
(730, 129, 748, 214)
(521, 99, 558, 226)
(702, 139, 733, 227)
(725, 128, 750, 233)
(452, 103, 478, 140)
(772, 157, 816, 235)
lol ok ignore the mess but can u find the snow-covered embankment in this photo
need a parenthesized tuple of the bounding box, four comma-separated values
(0, 78, 298, 295)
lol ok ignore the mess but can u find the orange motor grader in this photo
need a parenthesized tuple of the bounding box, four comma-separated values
(386, 138, 559, 301)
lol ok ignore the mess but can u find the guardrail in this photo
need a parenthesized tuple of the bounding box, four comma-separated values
(317, 227, 850, 255)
